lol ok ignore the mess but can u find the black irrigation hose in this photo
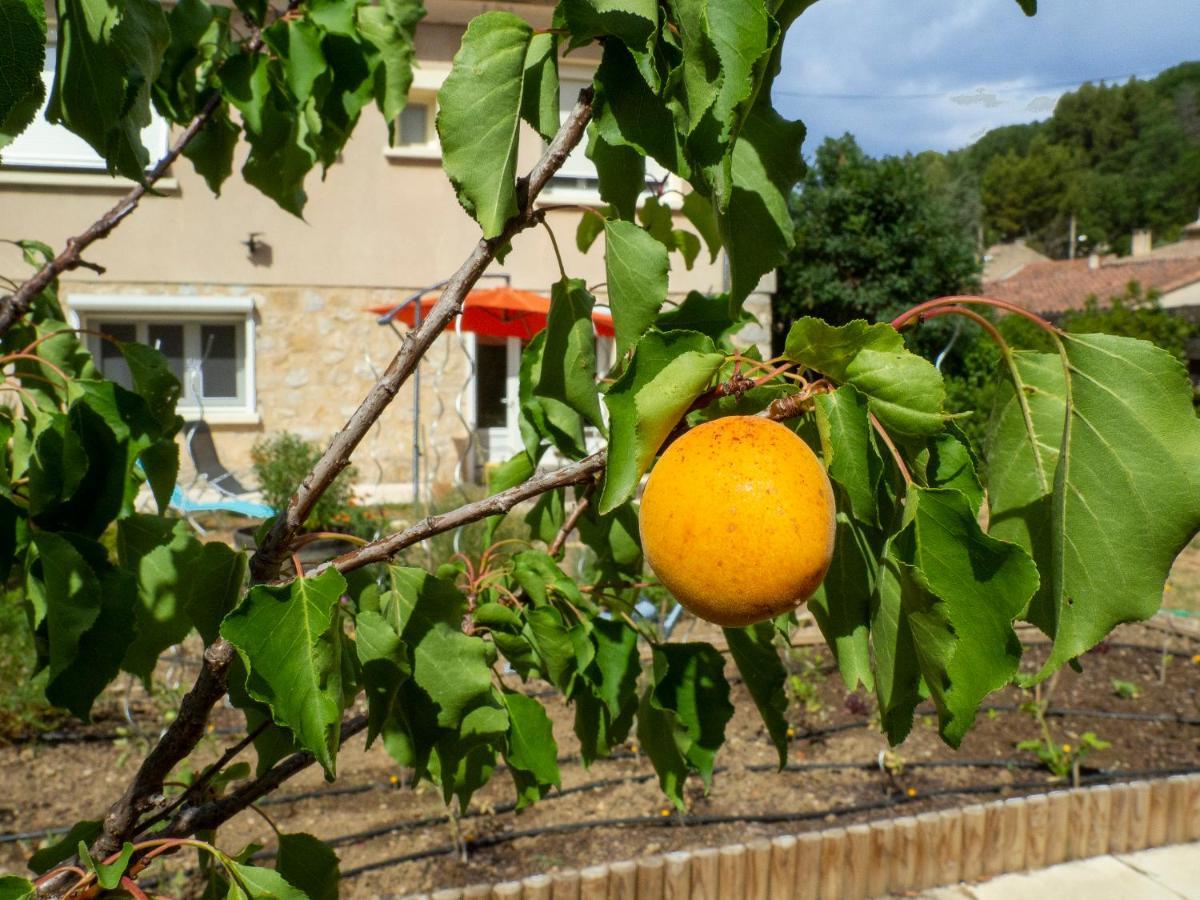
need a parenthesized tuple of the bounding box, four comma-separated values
(337, 765, 1200, 880)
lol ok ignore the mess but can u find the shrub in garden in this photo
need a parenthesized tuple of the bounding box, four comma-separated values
(1, 0, 1198, 897)
(250, 432, 358, 532)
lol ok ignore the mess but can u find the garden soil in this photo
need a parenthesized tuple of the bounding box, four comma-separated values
(1, 617, 1198, 897)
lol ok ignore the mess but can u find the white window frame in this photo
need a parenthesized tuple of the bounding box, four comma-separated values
(67, 295, 259, 425)
(1, 44, 170, 173)
(539, 69, 681, 209)
(383, 66, 449, 161)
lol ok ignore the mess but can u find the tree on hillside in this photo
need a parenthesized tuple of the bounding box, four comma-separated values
(774, 134, 981, 351)
(959, 63, 1200, 257)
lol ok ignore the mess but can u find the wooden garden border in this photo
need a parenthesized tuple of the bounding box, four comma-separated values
(400, 773, 1200, 899)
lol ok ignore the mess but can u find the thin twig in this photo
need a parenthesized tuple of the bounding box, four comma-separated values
(307, 451, 608, 579)
(548, 479, 597, 557)
(133, 719, 271, 837)
(158, 716, 369, 838)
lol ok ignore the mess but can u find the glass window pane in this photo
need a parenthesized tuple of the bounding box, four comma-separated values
(399, 103, 429, 146)
(199, 324, 239, 399)
(96, 322, 136, 390)
(147, 324, 185, 383)
(475, 342, 508, 429)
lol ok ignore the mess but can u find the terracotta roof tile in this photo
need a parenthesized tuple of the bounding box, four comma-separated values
(980, 255, 1200, 314)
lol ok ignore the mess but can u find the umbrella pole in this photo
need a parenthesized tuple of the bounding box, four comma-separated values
(412, 300, 421, 508)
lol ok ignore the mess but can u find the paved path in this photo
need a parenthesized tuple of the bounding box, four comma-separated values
(920, 841, 1200, 899)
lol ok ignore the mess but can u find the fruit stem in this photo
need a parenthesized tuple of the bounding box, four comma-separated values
(891, 295, 1062, 336)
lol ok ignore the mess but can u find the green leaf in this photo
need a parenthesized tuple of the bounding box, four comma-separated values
(809, 513, 878, 693)
(358, 0, 423, 132)
(895, 487, 1038, 746)
(95, 842, 135, 890)
(436, 11, 531, 238)
(589, 128, 644, 221)
(137, 438, 179, 515)
(117, 514, 204, 687)
(48, 0, 169, 180)
(382, 568, 495, 775)
(680, 192, 721, 264)
(502, 690, 560, 808)
(640, 643, 733, 807)
(604, 219, 669, 356)
(221, 569, 348, 777)
(222, 857, 307, 900)
(30, 533, 136, 720)
(275, 833, 339, 900)
(724, 622, 789, 767)
(524, 487, 565, 547)
(718, 102, 806, 304)
(27, 820, 101, 874)
(265, 17, 324, 105)
(599, 329, 724, 513)
(813, 385, 881, 526)
(923, 425, 982, 515)
(655, 292, 750, 344)
(519, 330, 588, 460)
(576, 498, 643, 586)
(592, 40, 687, 178)
(784, 318, 947, 437)
(987, 335, 1200, 678)
(483, 449, 539, 544)
(0, 876, 35, 900)
(152, 0, 226, 123)
(536, 278, 604, 430)
(0, 75, 43, 154)
(184, 541, 248, 646)
(870, 544, 923, 745)
(183, 105, 240, 195)
(0, 0, 45, 129)
(354, 608, 409, 746)
(573, 617, 639, 764)
(636, 683, 688, 808)
(576, 205, 608, 253)
(783, 317, 905, 381)
(561, 0, 657, 49)
(1015, 0, 1036, 14)
(520, 31, 558, 142)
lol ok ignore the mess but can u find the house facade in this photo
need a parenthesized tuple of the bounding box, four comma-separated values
(0, 0, 773, 504)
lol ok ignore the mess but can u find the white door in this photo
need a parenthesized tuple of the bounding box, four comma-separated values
(472, 336, 522, 472)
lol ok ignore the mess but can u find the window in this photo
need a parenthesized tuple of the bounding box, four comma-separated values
(69, 295, 257, 422)
(1, 46, 169, 172)
(384, 67, 448, 161)
(543, 76, 672, 205)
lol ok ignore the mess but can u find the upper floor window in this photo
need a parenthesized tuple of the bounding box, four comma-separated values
(384, 67, 448, 162)
(69, 295, 258, 423)
(0, 47, 169, 172)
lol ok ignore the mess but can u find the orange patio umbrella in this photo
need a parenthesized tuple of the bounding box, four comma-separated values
(367, 285, 615, 340)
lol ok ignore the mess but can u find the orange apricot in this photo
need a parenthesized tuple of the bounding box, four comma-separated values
(638, 415, 836, 627)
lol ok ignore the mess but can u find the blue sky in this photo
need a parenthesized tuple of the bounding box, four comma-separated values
(773, 0, 1200, 158)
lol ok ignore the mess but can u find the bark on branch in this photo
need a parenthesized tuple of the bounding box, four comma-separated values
(309, 450, 607, 579)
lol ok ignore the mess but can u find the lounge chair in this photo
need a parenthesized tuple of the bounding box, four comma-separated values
(184, 419, 252, 497)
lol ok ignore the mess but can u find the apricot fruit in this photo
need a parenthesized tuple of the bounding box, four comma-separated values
(638, 415, 836, 627)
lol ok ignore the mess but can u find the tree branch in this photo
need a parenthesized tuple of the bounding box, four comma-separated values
(308, 451, 607, 580)
(248, 86, 595, 584)
(155, 716, 369, 840)
(548, 478, 597, 557)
